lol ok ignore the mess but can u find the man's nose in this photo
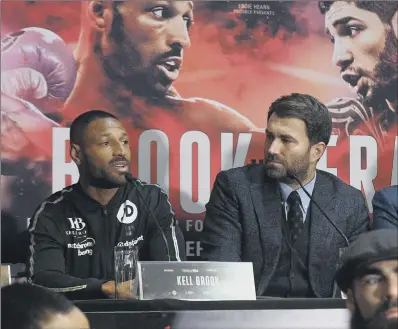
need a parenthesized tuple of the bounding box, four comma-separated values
(386, 273, 398, 301)
(112, 141, 126, 157)
(332, 39, 354, 71)
(167, 17, 191, 49)
(267, 139, 281, 156)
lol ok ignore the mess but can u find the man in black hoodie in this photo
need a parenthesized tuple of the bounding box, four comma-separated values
(27, 110, 185, 300)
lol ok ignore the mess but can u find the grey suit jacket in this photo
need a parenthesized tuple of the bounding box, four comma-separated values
(200, 164, 370, 297)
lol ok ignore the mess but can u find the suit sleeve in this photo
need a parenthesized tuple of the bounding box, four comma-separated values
(200, 171, 242, 261)
(148, 189, 186, 261)
(347, 191, 371, 243)
(28, 209, 108, 300)
(372, 189, 398, 230)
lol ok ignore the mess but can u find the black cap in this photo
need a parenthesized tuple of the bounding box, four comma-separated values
(335, 229, 398, 293)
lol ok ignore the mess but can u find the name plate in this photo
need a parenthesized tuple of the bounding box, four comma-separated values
(137, 261, 256, 301)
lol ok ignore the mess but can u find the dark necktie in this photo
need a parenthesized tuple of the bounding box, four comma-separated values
(287, 191, 304, 242)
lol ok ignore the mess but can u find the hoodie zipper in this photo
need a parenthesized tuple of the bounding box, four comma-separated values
(102, 206, 111, 278)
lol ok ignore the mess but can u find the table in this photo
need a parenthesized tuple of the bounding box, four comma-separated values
(75, 298, 350, 329)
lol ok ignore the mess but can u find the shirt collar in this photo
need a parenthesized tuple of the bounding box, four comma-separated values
(279, 171, 317, 204)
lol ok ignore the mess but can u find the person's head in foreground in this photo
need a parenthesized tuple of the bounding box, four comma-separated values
(1, 283, 90, 329)
(335, 229, 398, 329)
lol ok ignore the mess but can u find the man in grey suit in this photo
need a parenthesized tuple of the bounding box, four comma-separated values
(201, 93, 370, 298)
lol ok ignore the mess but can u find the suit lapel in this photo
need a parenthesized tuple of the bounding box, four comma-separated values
(249, 168, 283, 295)
(309, 171, 338, 296)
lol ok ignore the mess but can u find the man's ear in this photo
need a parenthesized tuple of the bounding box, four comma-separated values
(391, 10, 398, 39)
(310, 142, 326, 163)
(346, 289, 355, 313)
(70, 143, 82, 166)
(86, 1, 115, 33)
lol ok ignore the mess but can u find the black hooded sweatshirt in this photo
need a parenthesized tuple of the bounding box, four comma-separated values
(28, 180, 185, 300)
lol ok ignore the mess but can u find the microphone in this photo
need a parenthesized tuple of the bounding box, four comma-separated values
(124, 173, 171, 261)
(286, 170, 350, 247)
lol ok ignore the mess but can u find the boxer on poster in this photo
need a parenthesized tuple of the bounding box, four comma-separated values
(319, 1, 398, 145)
(1, 1, 263, 169)
(0, 1, 264, 242)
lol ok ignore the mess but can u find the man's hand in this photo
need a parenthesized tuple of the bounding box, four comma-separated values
(101, 280, 135, 299)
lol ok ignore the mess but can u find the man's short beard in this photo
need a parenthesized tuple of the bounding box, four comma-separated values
(83, 163, 127, 189)
(264, 152, 310, 183)
(88, 174, 125, 189)
(351, 299, 398, 329)
(363, 28, 398, 111)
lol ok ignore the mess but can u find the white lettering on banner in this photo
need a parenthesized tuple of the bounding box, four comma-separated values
(186, 220, 203, 232)
(186, 241, 203, 257)
(180, 131, 211, 214)
(350, 136, 378, 212)
(317, 135, 338, 176)
(138, 130, 170, 195)
(221, 133, 252, 170)
(52, 128, 79, 193)
(117, 235, 144, 247)
(52, 130, 397, 214)
(392, 137, 398, 186)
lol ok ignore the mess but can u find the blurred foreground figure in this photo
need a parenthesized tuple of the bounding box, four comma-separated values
(1, 283, 90, 329)
(335, 229, 398, 329)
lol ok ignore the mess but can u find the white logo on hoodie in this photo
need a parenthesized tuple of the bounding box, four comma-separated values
(117, 200, 138, 224)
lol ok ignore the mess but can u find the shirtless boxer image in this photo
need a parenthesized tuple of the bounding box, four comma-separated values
(319, 1, 397, 146)
(1, 1, 263, 261)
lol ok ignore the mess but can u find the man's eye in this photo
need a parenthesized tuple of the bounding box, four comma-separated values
(101, 141, 110, 146)
(363, 275, 382, 285)
(184, 17, 194, 29)
(348, 26, 361, 37)
(152, 7, 169, 19)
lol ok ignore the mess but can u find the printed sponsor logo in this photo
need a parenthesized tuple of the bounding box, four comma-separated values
(68, 217, 86, 231)
(78, 249, 93, 256)
(67, 237, 95, 250)
(117, 200, 138, 224)
(67, 238, 95, 257)
(117, 235, 144, 247)
(65, 230, 87, 236)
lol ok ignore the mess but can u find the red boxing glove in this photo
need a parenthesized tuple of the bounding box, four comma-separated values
(1, 27, 77, 102)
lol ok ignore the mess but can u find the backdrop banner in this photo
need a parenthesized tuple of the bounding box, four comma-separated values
(1, 1, 397, 261)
